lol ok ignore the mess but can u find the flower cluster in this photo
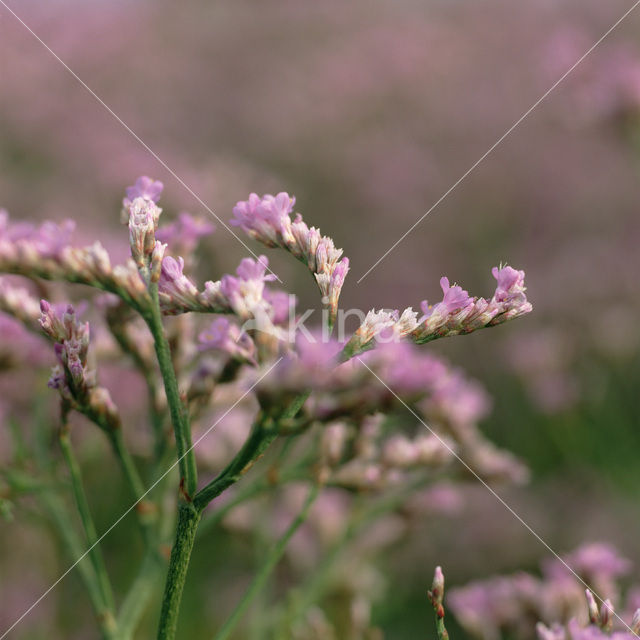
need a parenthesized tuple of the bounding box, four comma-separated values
(317, 415, 456, 491)
(343, 266, 532, 358)
(231, 192, 349, 323)
(122, 175, 164, 214)
(121, 176, 167, 283)
(254, 337, 526, 487)
(39, 300, 120, 430)
(449, 542, 635, 640)
(536, 591, 640, 640)
(0, 276, 41, 327)
(0, 209, 148, 308)
(157, 252, 286, 332)
(198, 316, 256, 364)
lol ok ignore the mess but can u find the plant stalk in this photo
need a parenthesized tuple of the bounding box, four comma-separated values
(157, 394, 310, 639)
(146, 283, 197, 498)
(59, 424, 115, 613)
(156, 501, 202, 640)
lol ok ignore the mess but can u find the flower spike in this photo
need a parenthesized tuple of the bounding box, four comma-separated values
(231, 192, 349, 326)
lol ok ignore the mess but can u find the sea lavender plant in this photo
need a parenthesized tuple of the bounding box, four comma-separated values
(0, 177, 533, 639)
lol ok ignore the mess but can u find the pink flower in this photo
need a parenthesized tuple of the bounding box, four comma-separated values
(231, 193, 349, 321)
(544, 543, 631, 584)
(158, 255, 200, 310)
(439, 277, 473, 313)
(40, 301, 91, 393)
(219, 255, 276, 320)
(156, 212, 215, 250)
(234, 256, 276, 283)
(411, 266, 532, 344)
(198, 317, 255, 363)
(124, 175, 164, 205)
(230, 192, 295, 244)
(0, 210, 75, 259)
(263, 289, 295, 325)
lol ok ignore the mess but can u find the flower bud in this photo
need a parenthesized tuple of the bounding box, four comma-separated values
(128, 197, 159, 270)
(431, 566, 445, 606)
(150, 241, 167, 283)
(585, 589, 599, 625)
(600, 599, 613, 632)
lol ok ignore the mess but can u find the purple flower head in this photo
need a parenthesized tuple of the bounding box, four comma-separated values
(0, 210, 75, 259)
(231, 192, 295, 245)
(198, 316, 255, 363)
(40, 300, 92, 395)
(263, 289, 295, 325)
(331, 258, 349, 288)
(258, 192, 296, 227)
(235, 255, 276, 283)
(159, 255, 187, 286)
(156, 212, 215, 250)
(295, 331, 343, 371)
(125, 176, 164, 204)
(492, 265, 526, 302)
(429, 369, 492, 426)
(230, 193, 262, 230)
(544, 543, 631, 585)
(450, 574, 544, 639)
(260, 331, 345, 395)
(365, 341, 445, 394)
(219, 255, 277, 320)
(565, 618, 637, 640)
(419, 299, 433, 318)
(47, 365, 67, 391)
(537, 623, 567, 640)
(32, 220, 76, 258)
(439, 276, 473, 313)
(39, 299, 82, 343)
(231, 193, 349, 319)
(416, 277, 474, 337)
(158, 255, 199, 309)
(128, 198, 160, 268)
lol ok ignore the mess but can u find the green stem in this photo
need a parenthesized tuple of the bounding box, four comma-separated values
(197, 464, 308, 538)
(195, 393, 310, 511)
(32, 407, 117, 638)
(213, 484, 320, 640)
(194, 423, 276, 510)
(118, 548, 166, 639)
(59, 425, 115, 613)
(156, 394, 310, 640)
(156, 502, 202, 640)
(434, 611, 450, 640)
(146, 283, 197, 498)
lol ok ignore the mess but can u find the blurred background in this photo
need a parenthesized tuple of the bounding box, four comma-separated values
(1, 0, 640, 637)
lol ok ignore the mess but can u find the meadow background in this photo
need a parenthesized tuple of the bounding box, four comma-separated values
(1, 0, 640, 637)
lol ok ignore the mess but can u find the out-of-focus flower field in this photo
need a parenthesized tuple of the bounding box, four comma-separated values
(1, 0, 640, 638)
